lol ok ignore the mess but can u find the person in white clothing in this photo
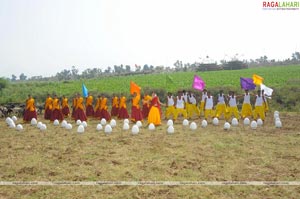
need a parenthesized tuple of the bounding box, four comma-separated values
(226, 91, 240, 120)
(174, 91, 187, 120)
(204, 91, 215, 120)
(165, 92, 176, 119)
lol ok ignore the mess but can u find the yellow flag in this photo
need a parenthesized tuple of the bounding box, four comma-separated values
(252, 74, 264, 85)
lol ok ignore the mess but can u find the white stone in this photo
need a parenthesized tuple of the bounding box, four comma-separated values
(37, 122, 43, 129)
(5, 117, 12, 125)
(167, 119, 173, 127)
(167, 125, 174, 134)
(12, 116, 17, 122)
(110, 119, 117, 128)
(212, 117, 219, 126)
(136, 121, 142, 128)
(243, 118, 250, 125)
(148, 123, 155, 131)
(201, 120, 208, 128)
(61, 120, 67, 128)
(189, 122, 197, 130)
(76, 120, 81, 125)
(224, 122, 231, 130)
(77, 125, 84, 133)
(40, 124, 47, 131)
(275, 120, 282, 128)
(96, 124, 103, 131)
(82, 121, 87, 128)
(16, 124, 23, 131)
(231, 118, 238, 126)
(104, 124, 112, 134)
(9, 122, 16, 128)
(31, 118, 37, 126)
(101, 118, 107, 125)
(66, 123, 72, 130)
(53, 119, 59, 126)
(182, 119, 189, 126)
(257, 119, 263, 126)
(131, 125, 139, 135)
(123, 123, 130, 130)
(251, 121, 257, 130)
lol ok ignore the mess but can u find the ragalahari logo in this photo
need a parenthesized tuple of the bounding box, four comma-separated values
(262, 1, 300, 10)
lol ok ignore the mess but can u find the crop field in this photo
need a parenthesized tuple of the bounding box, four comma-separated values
(1, 65, 300, 105)
(0, 112, 300, 198)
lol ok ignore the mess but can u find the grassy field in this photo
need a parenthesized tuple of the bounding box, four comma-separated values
(1, 65, 300, 105)
(0, 112, 300, 198)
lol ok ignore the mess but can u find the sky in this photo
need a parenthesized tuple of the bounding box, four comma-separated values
(0, 0, 299, 78)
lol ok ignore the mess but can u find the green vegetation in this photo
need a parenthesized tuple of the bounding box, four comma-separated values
(1, 65, 300, 111)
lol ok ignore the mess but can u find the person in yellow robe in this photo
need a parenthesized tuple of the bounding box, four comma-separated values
(23, 94, 37, 122)
(99, 94, 111, 121)
(111, 94, 119, 117)
(74, 93, 87, 121)
(118, 94, 129, 119)
(94, 95, 102, 118)
(61, 95, 70, 117)
(44, 94, 53, 120)
(50, 94, 64, 121)
(131, 92, 143, 122)
(85, 93, 94, 117)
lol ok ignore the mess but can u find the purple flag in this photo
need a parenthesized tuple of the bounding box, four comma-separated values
(192, 75, 206, 91)
(240, 77, 256, 90)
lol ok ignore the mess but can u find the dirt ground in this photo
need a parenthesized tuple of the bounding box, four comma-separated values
(0, 112, 299, 198)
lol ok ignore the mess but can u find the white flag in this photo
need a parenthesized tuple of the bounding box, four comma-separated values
(260, 83, 273, 97)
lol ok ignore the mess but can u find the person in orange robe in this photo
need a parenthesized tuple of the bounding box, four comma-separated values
(118, 94, 129, 119)
(99, 94, 111, 121)
(23, 94, 37, 122)
(74, 93, 87, 121)
(147, 92, 162, 125)
(71, 94, 78, 119)
(50, 95, 64, 121)
(111, 94, 119, 117)
(94, 95, 102, 119)
(131, 92, 143, 122)
(44, 94, 53, 120)
(142, 93, 152, 119)
(61, 95, 70, 117)
(85, 93, 94, 117)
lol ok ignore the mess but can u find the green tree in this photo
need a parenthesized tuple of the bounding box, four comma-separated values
(11, 74, 17, 81)
(19, 73, 27, 81)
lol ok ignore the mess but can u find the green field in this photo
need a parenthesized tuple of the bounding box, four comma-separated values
(1, 65, 300, 111)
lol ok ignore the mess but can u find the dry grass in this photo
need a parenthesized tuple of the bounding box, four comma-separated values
(0, 112, 300, 198)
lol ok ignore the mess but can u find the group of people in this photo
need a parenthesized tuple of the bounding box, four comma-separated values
(164, 89, 268, 122)
(23, 88, 269, 125)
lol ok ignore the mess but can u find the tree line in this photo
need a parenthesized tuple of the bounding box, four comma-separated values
(6, 52, 300, 82)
